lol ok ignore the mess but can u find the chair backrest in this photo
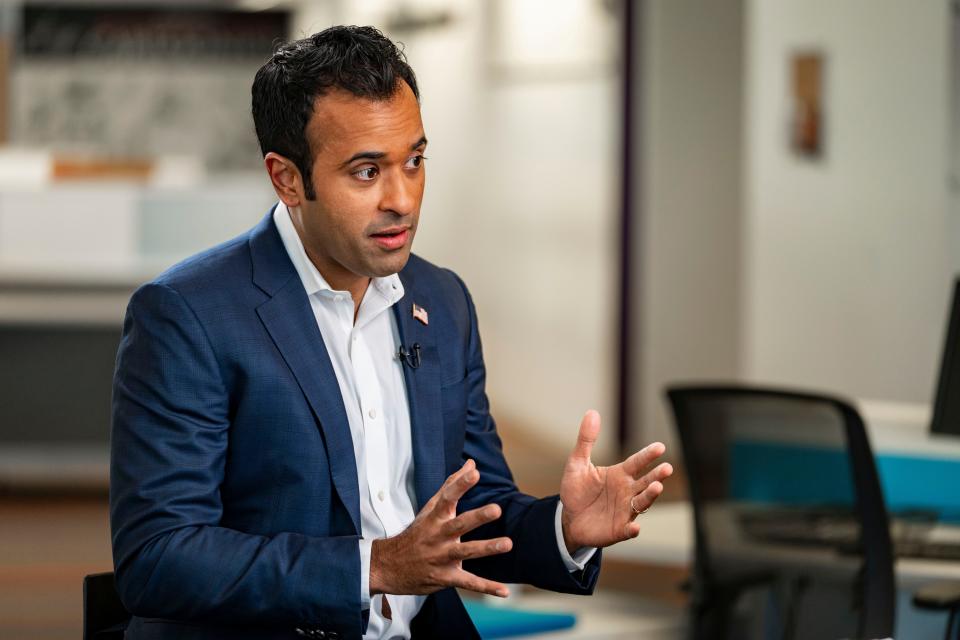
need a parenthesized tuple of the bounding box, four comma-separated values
(665, 385, 895, 640)
(83, 571, 130, 640)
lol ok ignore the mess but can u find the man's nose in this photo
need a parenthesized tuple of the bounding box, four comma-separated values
(379, 171, 418, 216)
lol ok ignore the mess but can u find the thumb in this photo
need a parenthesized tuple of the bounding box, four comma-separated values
(570, 410, 601, 463)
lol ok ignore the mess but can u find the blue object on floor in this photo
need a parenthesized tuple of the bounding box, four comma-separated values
(464, 601, 577, 638)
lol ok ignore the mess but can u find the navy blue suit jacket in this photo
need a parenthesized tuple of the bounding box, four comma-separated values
(110, 211, 600, 639)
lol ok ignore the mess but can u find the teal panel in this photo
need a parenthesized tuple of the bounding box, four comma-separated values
(463, 601, 576, 639)
(877, 454, 960, 522)
(729, 440, 960, 522)
(730, 441, 855, 507)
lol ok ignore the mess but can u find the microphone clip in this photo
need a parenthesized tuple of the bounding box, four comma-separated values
(398, 342, 421, 369)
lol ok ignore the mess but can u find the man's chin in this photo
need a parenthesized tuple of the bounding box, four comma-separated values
(366, 251, 412, 278)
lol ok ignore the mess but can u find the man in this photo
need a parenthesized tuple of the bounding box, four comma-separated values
(110, 25, 672, 639)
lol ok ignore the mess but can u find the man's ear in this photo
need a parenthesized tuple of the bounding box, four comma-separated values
(264, 152, 305, 207)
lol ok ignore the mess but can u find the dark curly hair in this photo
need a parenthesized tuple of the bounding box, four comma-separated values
(251, 25, 420, 200)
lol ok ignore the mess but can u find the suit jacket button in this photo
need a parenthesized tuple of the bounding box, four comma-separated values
(294, 628, 325, 638)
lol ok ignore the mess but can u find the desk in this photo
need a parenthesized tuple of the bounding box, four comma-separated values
(859, 400, 960, 523)
(610, 501, 960, 638)
(609, 502, 960, 586)
(606, 501, 692, 568)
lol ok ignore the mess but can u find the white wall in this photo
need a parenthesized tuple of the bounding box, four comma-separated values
(331, 0, 621, 459)
(744, 0, 953, 405)
(0, 1, 620, 459)
(633, 0, 745, 452)
(634, 0, 954, 451)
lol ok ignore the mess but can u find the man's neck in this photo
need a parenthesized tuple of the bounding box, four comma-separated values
(305, 249, 369, 323)
(286, 205, 370, 323)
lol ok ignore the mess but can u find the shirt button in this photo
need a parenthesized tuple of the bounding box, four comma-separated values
(368, 408, 377, 419)
(377, 490, 385, 502)
(334, 295, 343, 302)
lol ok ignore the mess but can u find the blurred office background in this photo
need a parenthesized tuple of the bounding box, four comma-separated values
(0, 0, 957, 638)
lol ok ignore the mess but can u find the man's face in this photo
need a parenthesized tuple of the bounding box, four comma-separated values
(292, 81, 426, 287)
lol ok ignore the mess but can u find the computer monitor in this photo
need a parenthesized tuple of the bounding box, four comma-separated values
(931, 277, 960, 436)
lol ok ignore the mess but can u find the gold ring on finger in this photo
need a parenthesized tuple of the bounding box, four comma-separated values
(630, 495, 648, 516)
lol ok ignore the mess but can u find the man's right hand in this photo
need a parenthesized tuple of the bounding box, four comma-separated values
(369, 459, 513, 598)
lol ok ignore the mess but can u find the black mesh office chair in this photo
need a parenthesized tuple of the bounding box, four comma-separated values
(83, 571, 130, 639)
(665, 385, 895, 640)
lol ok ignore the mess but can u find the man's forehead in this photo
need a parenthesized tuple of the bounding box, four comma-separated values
(307, 84, 424, 158)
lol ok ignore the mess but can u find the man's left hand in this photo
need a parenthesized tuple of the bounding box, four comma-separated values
(559, 410, 673, 554)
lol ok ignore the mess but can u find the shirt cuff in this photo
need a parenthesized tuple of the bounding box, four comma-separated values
(359, 537, 372, 609)
(555, 501, 597, 571)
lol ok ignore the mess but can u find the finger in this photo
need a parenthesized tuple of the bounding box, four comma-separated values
(623, 521, 642, 540)
(424, 459, 475, 511)
(448, 536, 513, 562)
(442, 503, 502, 538)
(570, 410, 601, 462)
(622, 441, 667, 478)
(452, 569, 511, 598)
(628, 480, 664, 518)
(631, 462, 674, 493)
(434, 461, 480, 514)
(444, 459, 475, 486)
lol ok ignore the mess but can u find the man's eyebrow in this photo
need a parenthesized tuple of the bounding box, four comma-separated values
(338, 137, 427, 169)
(340, 150, 386, 168)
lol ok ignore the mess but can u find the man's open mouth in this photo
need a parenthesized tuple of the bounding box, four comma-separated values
(370, 227, 409, 250)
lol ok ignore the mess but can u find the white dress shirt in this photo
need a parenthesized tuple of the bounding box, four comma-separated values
(273, 203, 594, 640)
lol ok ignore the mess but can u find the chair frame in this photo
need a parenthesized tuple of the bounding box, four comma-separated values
(666, 385, 896, 640)
(83, 571, 130, 640)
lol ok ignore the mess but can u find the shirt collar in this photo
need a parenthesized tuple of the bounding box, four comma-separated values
(272, 201, 405, 306)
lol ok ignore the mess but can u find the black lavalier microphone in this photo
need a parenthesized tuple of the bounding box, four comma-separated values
(397, 343, 421, 369)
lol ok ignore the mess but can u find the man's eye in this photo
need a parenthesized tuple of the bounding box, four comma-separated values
(405, 155, 426, 169)
(353, 167, 378, 181)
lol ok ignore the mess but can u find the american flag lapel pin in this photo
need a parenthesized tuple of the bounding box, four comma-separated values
(412, 303, 429, 326)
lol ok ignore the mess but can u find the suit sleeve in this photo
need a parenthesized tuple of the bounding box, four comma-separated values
(110, 282, 363, 636)
(447, 274, 601, 594)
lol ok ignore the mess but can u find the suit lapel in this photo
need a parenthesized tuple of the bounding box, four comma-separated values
(250, 214, 362, 534)
(394, 269, 446, 511)
(249, 210, 446, 524)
